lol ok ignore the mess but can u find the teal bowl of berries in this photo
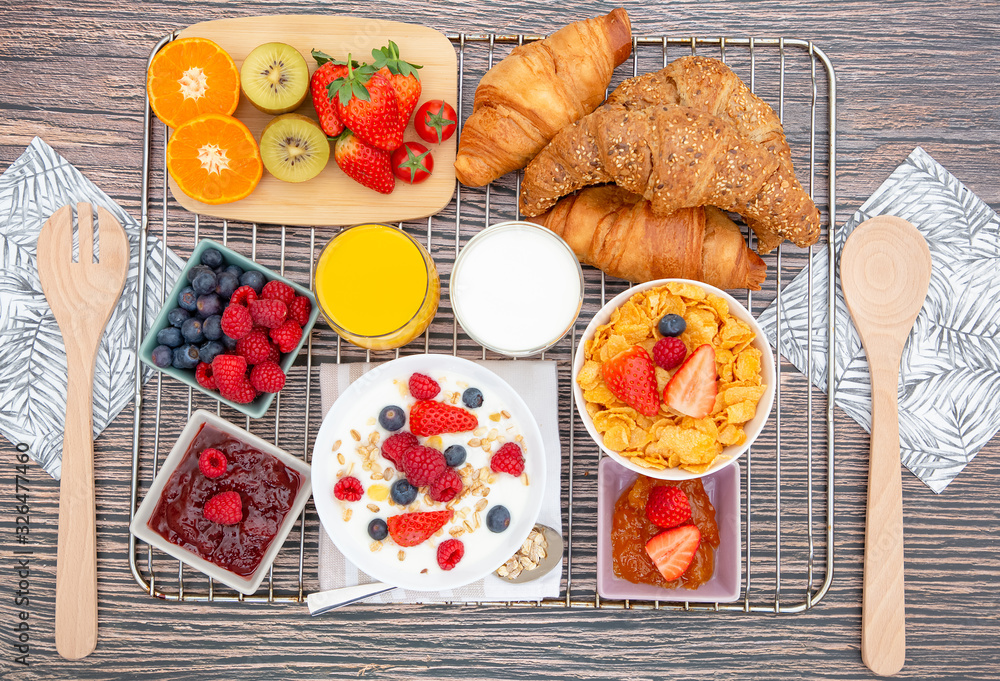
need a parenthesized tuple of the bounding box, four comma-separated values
(139, 239, 320, 419)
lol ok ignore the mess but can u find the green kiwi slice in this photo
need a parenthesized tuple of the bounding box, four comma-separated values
(240, 42, 309, 115)
(260, 113, 330, 183)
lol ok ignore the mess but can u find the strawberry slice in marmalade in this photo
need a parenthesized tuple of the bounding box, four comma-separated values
(645, 524, 701, 581)
(387, 510, 453, 547)
(662, 344, 717, 419)
(600, 345, 660, 417)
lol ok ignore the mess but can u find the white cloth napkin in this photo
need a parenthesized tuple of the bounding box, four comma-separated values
(317, 359, 563, 603)
(758, 147, 1000, 493)
(0, 137, 183, 479)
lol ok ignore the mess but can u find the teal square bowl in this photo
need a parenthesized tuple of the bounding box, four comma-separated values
(139, 239, 319, 419)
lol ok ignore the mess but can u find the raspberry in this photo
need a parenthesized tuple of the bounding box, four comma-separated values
(653, 336, 687, 370)
(288, 295, 312, 326)
(229, 285, 258, 307)
(429, 467, 463, 503)
(436, 538, 465, 571)
(401, 445, 447, 487)
(381, 432, 418, 468)
(194, 361, 216, 390)
(645, 485, 693, 528)
(198, 447, 227, 478)
(235, 328, 273, 365)
(221, 303, 253, 340)
(334, 476, 364, 502)
(270, 320, 303, 353)
(490, 442, 525, 476)
(261, 279, 296, 306)
(408, 372, 440, 400)
(264, 343, 281, 363)
(203, 490, 242, 525)
(212, 354, 256, 404)
(249, 298, 288, 329)
(249, 361, 286, 393)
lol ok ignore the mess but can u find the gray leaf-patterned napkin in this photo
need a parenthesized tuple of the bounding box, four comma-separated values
(0, 137, 184, 480)
(758, 146, 1000, 493)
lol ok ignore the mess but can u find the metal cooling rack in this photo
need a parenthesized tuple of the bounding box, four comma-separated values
(129, 31, 837, 613)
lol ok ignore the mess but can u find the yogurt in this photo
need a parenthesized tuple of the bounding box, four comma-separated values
(450, 222, 583, 356)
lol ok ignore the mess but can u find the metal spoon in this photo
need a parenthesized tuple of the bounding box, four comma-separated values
(307, 523, 563, 615)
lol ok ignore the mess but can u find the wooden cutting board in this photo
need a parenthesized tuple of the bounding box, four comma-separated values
(172, 15, 457, 226)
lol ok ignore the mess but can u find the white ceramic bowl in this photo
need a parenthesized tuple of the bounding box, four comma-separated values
(130, 410, 312, 595)
(311, 354, 547, 591)
(573, 279, 776, 481)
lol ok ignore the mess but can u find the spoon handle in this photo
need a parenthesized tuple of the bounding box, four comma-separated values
(861, 353, 906, 676)
(307, 582, 397, 615)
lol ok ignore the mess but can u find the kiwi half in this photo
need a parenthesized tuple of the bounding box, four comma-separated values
(260, 113, 330, 183)
(240, 42, 309, 115)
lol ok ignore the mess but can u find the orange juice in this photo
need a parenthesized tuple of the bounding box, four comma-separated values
(314, 224, 440, 349)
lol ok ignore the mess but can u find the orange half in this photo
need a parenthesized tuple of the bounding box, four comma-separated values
(167, 113, 263, 205)
(148, 37, 240, 129)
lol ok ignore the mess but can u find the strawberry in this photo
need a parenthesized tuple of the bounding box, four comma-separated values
(330, 59, 402, 151)
(309, 52, 349, 137)
(645, 486, 692, 529)
(601, 345, 660, 417)
(645, 525, 701, 581)
(334, 131, 395, 194)
(662, 344, 717, 419)
(409, 400, 478, 437)
(386, 510, 453, 547)
(372, 40, 422, 127)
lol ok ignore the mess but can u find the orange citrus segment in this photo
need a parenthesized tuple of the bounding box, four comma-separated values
(167, 113, 263, 205)
(148, 37, 240, 129)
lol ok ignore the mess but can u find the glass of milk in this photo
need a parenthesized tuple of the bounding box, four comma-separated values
(450, 221, 584, 356)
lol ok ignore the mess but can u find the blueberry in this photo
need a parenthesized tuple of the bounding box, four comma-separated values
(240, 269, 265, 294)
(658, 313, 686, 337)
(224, 264, 244, 279)
(181, 318, 204, 344)
(191, 269, 218, 296)
(367, 518, 389, 541)
(462, 387, 484, 409)
(167, 307, 190, 328)
(198, 340, 225, 365)
(486, 505, 511, 533)
(444, 444, 467, 467)
(215, 271, 239, 300)
(222, 334, 239, 351)
(177, 286, 198, 312)
(378, 405, 406, 431)
(202, 314, 223, 341)
(156, 326, 183, 348)
(200, 247, 224, 269)
(187, 264, 214, 283)
(171, 344, 199, 369)
(390, 479, 418, 506)
(151, 344, 173, 368)
(196, 293, 223, 318)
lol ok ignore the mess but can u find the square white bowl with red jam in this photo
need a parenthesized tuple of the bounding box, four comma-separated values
(130, 410, 312, 594)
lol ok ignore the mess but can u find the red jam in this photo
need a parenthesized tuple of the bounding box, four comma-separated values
(148, 424, 303, 577)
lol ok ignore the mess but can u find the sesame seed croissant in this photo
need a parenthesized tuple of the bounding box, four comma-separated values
(518, 104, 819, 252)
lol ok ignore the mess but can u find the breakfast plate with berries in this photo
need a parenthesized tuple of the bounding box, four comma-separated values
(311, 355, 546, 591)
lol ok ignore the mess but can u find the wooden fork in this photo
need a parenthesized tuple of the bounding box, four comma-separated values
(36, 203, 129, 660)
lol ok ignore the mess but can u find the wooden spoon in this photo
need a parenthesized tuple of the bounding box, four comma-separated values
(840, 215, 932, 677)
(36, 204, 129, 659)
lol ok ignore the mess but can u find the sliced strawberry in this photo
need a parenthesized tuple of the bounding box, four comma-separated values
(334, 131, 395, 194)
(409, 400, 478, 437)
(386, 510, 453, 547)
(662, 344, 717, 419)
(645, 525, 701, 581)
(601, 345, 660, 417)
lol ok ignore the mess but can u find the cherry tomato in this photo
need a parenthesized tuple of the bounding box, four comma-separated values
(391, 141, 434, 184)
(414, 99, 458, 144)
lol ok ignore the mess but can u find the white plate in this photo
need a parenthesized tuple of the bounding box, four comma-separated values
(573, 278, 776, 480)
(311, 354, 546, 591)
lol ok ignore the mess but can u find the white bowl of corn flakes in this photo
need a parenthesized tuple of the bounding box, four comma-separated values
(573, 279, 775, 480)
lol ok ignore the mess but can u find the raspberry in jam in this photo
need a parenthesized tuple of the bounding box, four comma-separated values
(148, 424, 303, 577)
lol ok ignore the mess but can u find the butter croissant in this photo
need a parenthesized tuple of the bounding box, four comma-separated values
(527, 185, 767, 290)
(453, 8, 632, 187)
(519, 105, 817, 251)
(607, 56, 820, 252)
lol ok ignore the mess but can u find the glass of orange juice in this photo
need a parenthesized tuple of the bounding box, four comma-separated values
(314, 224, 440, 350)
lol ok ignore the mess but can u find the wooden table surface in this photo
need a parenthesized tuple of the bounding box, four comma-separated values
(2, 1, 999, 679)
